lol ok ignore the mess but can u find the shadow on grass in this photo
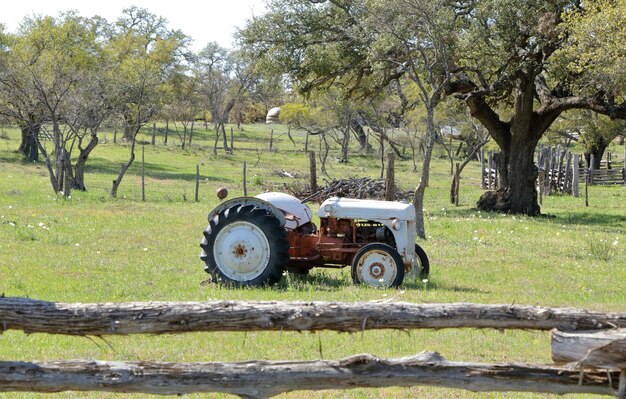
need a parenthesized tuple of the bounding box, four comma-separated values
(275, 271, 349, 292)
(439, 206, 626, 228)
(546, 211, 626, 228)
(201, 274, 490, 294)
(0, 149, 38, 165)
(403, 279, 490, 294)
(86, 157, 232, 183)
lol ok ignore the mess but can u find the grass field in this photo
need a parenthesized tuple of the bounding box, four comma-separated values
(0, 123, 625, 398)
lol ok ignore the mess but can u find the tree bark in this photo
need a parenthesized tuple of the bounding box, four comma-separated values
(111, 128, 138, 198)
(18, 124, 40, 162)
(341, 126, 350, 162)
(472, 104, 542, 214)
(350, 118, 372, 153)
(3, 298, 625, 336)
(413, 104, 436, 239)
(72, 132, 99, 191)
(585, 136, 608, 170)
(0, 354, 618, 397)
(164, 119, 169, 144)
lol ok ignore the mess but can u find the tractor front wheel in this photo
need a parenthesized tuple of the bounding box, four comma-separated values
(351, 243, 404, 288)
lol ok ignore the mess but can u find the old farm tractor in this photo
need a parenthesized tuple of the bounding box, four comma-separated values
(200, 192, 429, 288)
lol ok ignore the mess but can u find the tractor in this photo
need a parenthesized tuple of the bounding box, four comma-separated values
(200, 192, 429, 288)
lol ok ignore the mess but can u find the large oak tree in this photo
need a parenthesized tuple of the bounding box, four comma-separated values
(241, 0, 626, 216)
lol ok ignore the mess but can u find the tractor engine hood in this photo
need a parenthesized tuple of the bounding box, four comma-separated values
(319, 197, 416, 222)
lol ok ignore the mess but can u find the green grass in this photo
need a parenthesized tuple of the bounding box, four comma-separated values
(0, 123, 625, 398)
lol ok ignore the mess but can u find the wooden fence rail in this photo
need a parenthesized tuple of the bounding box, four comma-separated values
(2, 298, 626, 398)
(0, 354, 620, 397)
(2, 298, 626, 335)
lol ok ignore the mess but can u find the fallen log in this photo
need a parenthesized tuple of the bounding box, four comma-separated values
(0, 352, 619, 398)
(2, 298, 626, 336)
(552, 328, 626, 369)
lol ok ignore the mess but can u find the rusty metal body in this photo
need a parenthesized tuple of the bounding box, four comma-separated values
(286, 218, 400, 272)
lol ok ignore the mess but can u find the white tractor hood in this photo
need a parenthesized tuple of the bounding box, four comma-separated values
(319, 197, 415, 221)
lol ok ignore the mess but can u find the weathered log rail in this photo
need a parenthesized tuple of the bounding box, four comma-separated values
(2, 298, 626, 335)
(0, 354, 620, 397)
(1, 297, 625, 398)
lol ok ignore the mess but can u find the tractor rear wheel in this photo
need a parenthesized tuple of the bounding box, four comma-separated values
(200, 204, 289, 287)
(351, 243, 404, 288)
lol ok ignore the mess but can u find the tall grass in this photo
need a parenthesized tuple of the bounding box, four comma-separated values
(0, 123, 625, 398)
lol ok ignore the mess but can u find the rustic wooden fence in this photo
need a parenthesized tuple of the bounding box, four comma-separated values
(1, 298, 625, 398)
(481, 146, 625, 200)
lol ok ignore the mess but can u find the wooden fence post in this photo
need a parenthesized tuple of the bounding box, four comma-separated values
(141, 144, 146, 202)
(454, 162, 460, 206)
(564, 152, 572, 193)
(480, 149, 486, 189)
(230, 127, 234, 151)
(538, 169, 544, 205)
(309, 151, 317, 194)
(243, 161, 247, 197)
(585, 170, 589, 207)
(195, 165, 200, 202)
(487, 151, 493, 189)
(385, 152, 395, 201)
(572, 154, 580, 197)
(269, 129, 274, 151)
(589, 154, 595, 184)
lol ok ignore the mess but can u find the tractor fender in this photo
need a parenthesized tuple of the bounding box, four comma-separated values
(207, 196, 286, 227)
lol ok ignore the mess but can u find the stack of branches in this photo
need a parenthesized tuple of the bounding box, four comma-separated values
(295, 177, 414, 203)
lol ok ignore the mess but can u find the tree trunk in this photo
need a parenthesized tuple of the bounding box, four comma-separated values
(584, 136, 608, 170)
(213, 124, 219, 155)
(72, 132, 99, 191)
(164, 119, 169, 144)
(52, 120, 65, 195)
(123, 124, 133, 141)
(189, 121, 194, 146)
(19, 124, 40, 162)
(221, 123, 229, 152)
(477, 136, 540, 215)
(111, 130, 138, 198)
(351, 119, 372, 153)
(341, 127, 350, 162)
(182, 125, 187, 150)
(413, 105, 436, 239)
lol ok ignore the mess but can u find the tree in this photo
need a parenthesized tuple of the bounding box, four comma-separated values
(166, 73, 203, 149)
(106, 7, 190, 197)
(1, 14, 106, 196)
(444, 0, 626, 215)
(61, 66, 116, 191)
(196, 44, 257, 155)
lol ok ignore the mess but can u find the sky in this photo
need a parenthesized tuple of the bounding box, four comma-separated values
(0, 0, 266, 51)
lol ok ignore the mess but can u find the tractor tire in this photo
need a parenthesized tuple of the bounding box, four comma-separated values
(415, 243, 430, 281)
(351, 243, 404, 288)
(200, 204, 289, 287)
